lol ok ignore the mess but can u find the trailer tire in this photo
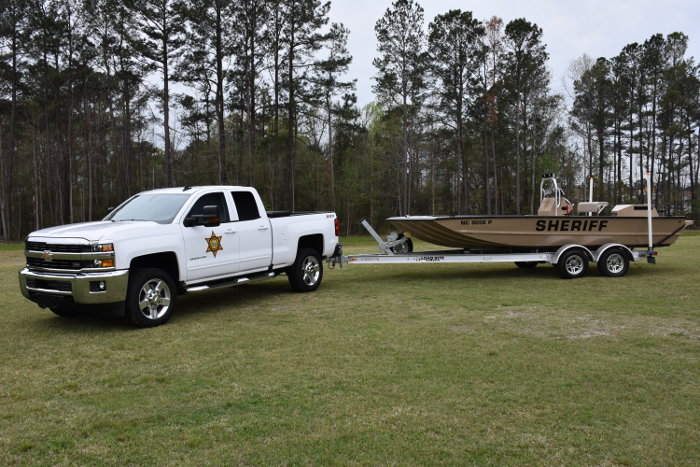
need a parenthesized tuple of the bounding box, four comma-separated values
(515, 261, 538, 269)
(597, 248, 629, 277)
(125, 268, 177, 327)
(288, 248, 323, 293)
(557, 249, 589, 279)
(391, 236, 413, 254)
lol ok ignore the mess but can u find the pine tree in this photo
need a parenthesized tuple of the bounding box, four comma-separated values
(279, 0, 331, 210)
(128, 0, 186, 187)
(373, 0, 427, 215)
(503, 18, 548, 213)
(428, 9, 484, 213)
(313, 22, 354, 210)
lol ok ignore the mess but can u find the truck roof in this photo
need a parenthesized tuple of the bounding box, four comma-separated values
(139, 186, 254, 195)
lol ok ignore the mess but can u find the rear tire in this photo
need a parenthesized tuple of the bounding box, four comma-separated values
(597, 248, 629, 277)
(557, 249, 589, 279)
(125, 268, 177, 327)
(288, 248, 323, 292)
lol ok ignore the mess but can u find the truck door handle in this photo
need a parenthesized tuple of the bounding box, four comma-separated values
(257, 225, 269, 231)
(225, 229, 237, 235)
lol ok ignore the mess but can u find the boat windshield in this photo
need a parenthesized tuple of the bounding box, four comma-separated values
(104, 193, 190, 224)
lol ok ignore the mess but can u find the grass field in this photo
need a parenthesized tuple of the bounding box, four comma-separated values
(1, 234, 698, 465)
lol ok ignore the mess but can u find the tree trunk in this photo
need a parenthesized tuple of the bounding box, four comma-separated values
(327, 93, 335, 210)
(514, 95, 521, 214)
(216, 2, 226, 184)
(162, 3, 173, 187)
(285, 5, 296, 211)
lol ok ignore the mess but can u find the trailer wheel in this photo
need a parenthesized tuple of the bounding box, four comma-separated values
(557, 249, 589, 279)
(125, 268, 177, 327)
(288, 248, 323, 292)
(597, 248, 629, 277)
(515, 261, 538, 269)
(391, 236, 413, 254)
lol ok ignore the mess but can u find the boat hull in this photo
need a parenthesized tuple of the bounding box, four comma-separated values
(387, 215, 690, 250)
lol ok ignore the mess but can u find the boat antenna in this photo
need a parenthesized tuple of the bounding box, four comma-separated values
(645, 172, 656, 264)
(588, 175, 594, 216)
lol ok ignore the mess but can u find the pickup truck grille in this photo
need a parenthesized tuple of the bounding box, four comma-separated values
(25, 241, 91, 253)
(26, 257, 91, 270)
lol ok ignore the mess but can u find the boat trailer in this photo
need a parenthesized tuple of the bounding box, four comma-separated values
(329, 220, 654, 279)
(329, 174, 659, 279)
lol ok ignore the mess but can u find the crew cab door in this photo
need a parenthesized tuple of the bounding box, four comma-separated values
(231, 190, 272, 273)
(181, 191, 240, 282)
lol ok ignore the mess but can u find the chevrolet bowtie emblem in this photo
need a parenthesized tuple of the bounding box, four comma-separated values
(42, 250, 53, 261)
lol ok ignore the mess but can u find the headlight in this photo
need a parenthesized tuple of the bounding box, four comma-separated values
(92, 243, 114, 252)
(93, 259, 115, 268)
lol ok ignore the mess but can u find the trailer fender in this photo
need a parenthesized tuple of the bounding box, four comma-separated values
(552, 244, 594, 265)
(593, 244, 634, 263)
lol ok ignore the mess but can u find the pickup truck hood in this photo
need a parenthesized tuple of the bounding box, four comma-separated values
(28, 221, 164, 242)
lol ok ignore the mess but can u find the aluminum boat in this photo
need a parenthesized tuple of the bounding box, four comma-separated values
(387, 175, 692, 251)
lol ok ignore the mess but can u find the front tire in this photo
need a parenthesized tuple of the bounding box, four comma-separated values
(557, 249, 589, 279)
(125, 268, 177, 327)
(597, 248, 630, 277)
(288, 248, 323, 292)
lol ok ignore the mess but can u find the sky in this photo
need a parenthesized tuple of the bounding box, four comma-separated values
(327, 0, 700, 106)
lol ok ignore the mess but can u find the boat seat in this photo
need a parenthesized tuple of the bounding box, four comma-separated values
(538, 197, 572, 216)
(576, 201, 608, 215)
(611, 204, 659, 217)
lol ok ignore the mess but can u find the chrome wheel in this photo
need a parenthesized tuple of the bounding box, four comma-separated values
(557, 249, 589, 279)
(301, 255, 321, 286)
(606, 253, 625, 274)
(137, 278, 172, 320)
(597, 248, 630, 277)
(565, 255, 584, 276)
(288, 248, 323, 292)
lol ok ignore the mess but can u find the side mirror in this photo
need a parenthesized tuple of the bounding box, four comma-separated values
(185, 205, 221, 227)
(201, 205, 221, 227)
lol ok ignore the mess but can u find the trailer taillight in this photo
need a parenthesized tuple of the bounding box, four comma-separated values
(334, 218, 340, 237)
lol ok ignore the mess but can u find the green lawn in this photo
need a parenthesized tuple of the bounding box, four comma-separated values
(1, 235, 698, 465)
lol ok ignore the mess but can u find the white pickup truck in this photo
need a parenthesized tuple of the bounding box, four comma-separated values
(19, 186, 340, 327)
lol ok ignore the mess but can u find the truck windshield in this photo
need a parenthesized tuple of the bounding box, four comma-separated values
(105, 194, 190, 224)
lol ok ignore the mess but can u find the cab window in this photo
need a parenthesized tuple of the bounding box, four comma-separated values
(231, 191, 260, 221)
(187, 192, 230, 223)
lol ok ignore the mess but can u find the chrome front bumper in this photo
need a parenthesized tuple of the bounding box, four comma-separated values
(19, 268, 129, 305)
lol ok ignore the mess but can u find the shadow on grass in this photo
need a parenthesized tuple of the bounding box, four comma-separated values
(30, 260, 673, 331)
(28, 277, 298, 330)
(171, 279, 294, 322)
(36, 303, 132, 332)
(337, 258, 676, 285)
(341, 263, 559, 284)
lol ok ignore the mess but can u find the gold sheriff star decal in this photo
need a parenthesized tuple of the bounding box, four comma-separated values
(205, 231, 223, 257)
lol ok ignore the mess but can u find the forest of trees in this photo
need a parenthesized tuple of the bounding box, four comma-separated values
(1, 0, 698, 240)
